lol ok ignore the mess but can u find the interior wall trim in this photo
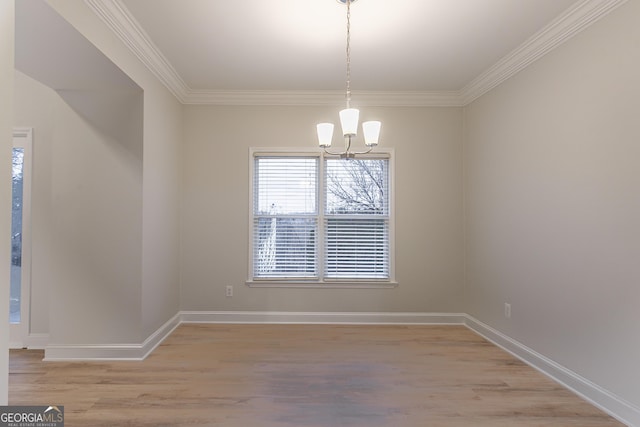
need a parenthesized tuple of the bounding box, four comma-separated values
(183, 90, 464, 107)
(83, 0, 188, 102)
(180, 311, 467, 325)
(25, 333, 49, 350)
(42, 311, 466, 360)
(39, 310, 638, 424)
(84, 0, 627, 107)
(460, 0, 629, 104)
(43, 313, 180, 361)
(464, 315, 639, 427)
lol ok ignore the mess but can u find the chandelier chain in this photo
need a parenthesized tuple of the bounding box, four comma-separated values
(345, 0, 351, 108)
(316, 0, 379, 157)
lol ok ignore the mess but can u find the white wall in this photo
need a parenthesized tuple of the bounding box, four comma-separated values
(0, 0, 15, 405)
(181, 105, 464, 313)
(464, 0, 640, 412)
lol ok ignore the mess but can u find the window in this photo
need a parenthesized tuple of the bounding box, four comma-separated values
(250, 150, 393, 285)
(11, 146, 25, 324)
(10, 128, 33, 347)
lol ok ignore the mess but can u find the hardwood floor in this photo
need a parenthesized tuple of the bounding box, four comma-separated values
(10, 324, 624, 427)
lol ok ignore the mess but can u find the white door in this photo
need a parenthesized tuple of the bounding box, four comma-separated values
(9, 128, 32, 348)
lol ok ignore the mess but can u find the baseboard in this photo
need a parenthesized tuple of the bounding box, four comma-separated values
(180, 311, 467, 325)
(41, 311, 462, 361)
(25, 333, 49, 350)
(43, 313, 180, 361)
(139, 313, 182, 359)
(34, 309, 639, 425)
(464, 315, 640, 427)
(8, 333, 50, 350)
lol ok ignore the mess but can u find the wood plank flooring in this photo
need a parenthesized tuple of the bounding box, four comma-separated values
(9, 324, 624, 426)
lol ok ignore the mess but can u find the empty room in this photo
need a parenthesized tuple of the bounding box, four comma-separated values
(1, 0, 639, 425)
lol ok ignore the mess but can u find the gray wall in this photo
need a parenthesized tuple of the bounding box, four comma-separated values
(141, 80, 182, 337)
(50, 89, 143, 344)
(12, 72, 52, 338)
(464, 0, 640, 409)
(13, 71, 144, 345)
(47, 0, 182, 346)
(47, 0, 182, 343)
(11, 0, 182, 347)
(181, 105, 465, 313)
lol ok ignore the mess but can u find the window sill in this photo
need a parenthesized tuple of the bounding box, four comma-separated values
(246, 280, 399, 289)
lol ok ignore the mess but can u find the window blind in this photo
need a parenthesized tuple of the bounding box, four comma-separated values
(325, 217, 389, 278)
(324, 158, 390, 279)
(253, 157, 318, 278)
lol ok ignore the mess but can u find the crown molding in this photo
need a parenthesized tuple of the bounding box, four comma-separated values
(461, 0, 629, 105)
(84, 0, 189, 103)
(183, 90, 464, 107)
(86, 0, 628, 107)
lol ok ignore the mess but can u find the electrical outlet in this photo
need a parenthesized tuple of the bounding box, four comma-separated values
(226, 285, 233, 298)
(504, 303, 511, 318)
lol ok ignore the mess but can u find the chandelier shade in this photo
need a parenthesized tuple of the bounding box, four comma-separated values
(317, 123, 335, 147)
(339, 108, 360, 136)
(363, 121, 381, 146)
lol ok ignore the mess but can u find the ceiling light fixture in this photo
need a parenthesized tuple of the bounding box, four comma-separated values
(317, 0, 380, 159)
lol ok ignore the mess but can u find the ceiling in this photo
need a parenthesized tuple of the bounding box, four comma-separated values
(85, 0, 623, 105)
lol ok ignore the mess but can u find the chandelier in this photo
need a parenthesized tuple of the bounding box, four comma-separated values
(316, 0, 381, 158)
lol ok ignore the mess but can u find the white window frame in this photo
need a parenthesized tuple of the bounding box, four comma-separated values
(10, 128, 33, 348)
(247, 148, 396, 288)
